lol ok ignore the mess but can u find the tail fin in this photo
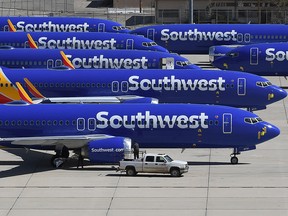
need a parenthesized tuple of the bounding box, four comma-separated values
(7, 19, 16, 32)
(27, 33, 38, 49)
(60, 51, 75, 69)
(24, 78, 44, 99)
(16, 82, 33, 104)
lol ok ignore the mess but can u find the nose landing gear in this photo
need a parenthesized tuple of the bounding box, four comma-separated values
(230, 148, 240, 164)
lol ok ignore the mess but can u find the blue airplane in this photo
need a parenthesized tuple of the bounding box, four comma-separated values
(0, 48, 198, 70)
(2, 16, 129, 33)
(0, 32, 168, 52)
(0, 67, 285, 110)
(0, 99, 280, 165)
(211, 43, 288, 76)
(130, 24, 288, 54)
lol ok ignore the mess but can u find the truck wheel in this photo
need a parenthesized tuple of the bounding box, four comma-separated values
(170, 168, 181, 177)
(126, 167, 136, 176)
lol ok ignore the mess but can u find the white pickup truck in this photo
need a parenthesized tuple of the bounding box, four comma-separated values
(118, 153, 189, 177)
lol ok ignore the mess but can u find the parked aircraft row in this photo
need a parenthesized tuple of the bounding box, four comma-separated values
(0, 16, 285, 167)
(4, 16, 288, 56)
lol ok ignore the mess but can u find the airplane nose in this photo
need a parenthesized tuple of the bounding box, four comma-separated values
(269, 87, 287, 102)
(267, 124, 280, 139)
(260, 123, 280, 141)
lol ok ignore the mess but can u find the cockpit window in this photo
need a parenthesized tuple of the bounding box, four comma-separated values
(142, 42, 158, 47)
(244, 117, 263, 124)
(176, 61, 192, 67)
(226, 52, 239, 58)
(112, 26, 127, 31)
(256, 81, 272, 88)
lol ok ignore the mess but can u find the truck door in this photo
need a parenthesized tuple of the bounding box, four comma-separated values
(143, 155, 158, 172)
(155, 156, 168, 172)
(250, 47, 258, 65)
(161, 58, 174, 69)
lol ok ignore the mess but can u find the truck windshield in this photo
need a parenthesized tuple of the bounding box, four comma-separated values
(164, 155, 173, 162)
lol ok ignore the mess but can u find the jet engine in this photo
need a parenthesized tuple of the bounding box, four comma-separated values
(82, 137, 132, 164)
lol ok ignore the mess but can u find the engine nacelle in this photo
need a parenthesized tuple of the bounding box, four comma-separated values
(82, 137, 132, 164)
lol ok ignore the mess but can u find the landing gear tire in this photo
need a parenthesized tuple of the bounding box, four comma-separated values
(51, 145, 70, 168)
(230, 156, 238, 165)
(51, 155, 65, 168)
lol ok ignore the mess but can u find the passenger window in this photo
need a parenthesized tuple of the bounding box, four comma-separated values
(145, 156, 154, 162)
(156, 156, 165, 162)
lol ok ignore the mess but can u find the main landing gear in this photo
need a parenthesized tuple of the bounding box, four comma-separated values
(50, 145, 70, 168)
(230, 148, 240, 164)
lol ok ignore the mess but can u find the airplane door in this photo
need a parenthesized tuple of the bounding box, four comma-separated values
(237, 78, 246, 96)
(112, 81, 119, 92)
(161, 58, 174, 69)
(24, 41, 29, 48)
(237, 33, 243, 42)
(4, 25, 9, 31)
(244, 33, 250, 43)
(77, 118, 85, 131)
(121, 81, 128, 92)
(126, 39, 134, 50)
(88, 118, 96, 131)
(55, 59, 62, 67)
(47, 59, 54, 69)
(223, 113, 232, 134)
(147, 28, 155, 41)
(98, 23, 105, 32)
(250, 47, 258, 65)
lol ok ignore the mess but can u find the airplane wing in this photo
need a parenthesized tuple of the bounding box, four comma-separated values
(0, 134, 115, 149)
(16, 81, 158, 104)
(33, 95, 159, 104)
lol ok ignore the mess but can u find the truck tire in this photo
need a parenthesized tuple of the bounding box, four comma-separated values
(170, 168, 181, 177)
(126, 167, 136, 176)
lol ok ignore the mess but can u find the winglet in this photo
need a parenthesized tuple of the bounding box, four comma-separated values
(16, 82, 33, 104)
(60, 51, 75, 69)
(7, 19, 16, 32)
(24, 78, 44, 98)
(27, 33, 38, 49)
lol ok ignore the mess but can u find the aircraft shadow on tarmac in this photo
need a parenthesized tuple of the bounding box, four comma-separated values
(0, 148, 249, 178)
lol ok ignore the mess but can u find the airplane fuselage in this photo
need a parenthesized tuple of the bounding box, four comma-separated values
(0, 103, 279, 149)
(130, 24, 288, 54)
(1, 68, 286, 109)
(0, 49, 197, 69)
(0, 32, 168, 52)
(0, 16, 130, 33)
